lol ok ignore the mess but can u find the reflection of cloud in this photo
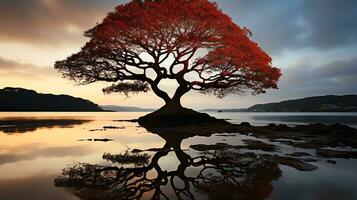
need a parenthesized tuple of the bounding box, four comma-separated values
(0, 0, 127, 46)
(0, 173, 73, 200)
(0, 57, 57, 79)
(0, 143, 93, 165)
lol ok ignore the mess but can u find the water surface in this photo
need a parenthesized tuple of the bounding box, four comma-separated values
(0, 112, 356, 200)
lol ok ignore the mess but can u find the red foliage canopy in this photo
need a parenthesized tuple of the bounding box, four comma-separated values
(55, 0, 281, 103)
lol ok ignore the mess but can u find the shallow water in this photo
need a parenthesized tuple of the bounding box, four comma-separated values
(0, 112, 356, 200)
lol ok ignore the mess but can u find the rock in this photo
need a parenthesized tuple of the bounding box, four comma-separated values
(89, 129, 105, 132)
(242, 139, 277, 152)
(131, 148, 171, 153)
(316, 149, 357, 159)
(131, 149, 143, 153)
(190, 140, 277, 152)
(114, 119, 138, 123)
(77, 139, 92, 141)
(138, 107, 229, 127)
(240, 122, 252, 127)
(326, 160, 337, 165)
(273, 156, 318, 171)
(287, 152, 312, 157)
(190, 143, 232, 151)
(78, 138, 114, 142)
(93, 138, 114, 142)
(103, 126, 125, 129)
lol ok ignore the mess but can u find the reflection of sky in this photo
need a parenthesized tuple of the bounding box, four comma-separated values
(270, 161, 357, 200)
(0, 112, 356, 199)
(0, 0, 356, 108)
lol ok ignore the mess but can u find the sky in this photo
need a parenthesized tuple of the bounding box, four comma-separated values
(0, 0, 356, 109)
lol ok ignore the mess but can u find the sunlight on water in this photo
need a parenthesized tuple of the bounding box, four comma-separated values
(0, 112, 356, 200)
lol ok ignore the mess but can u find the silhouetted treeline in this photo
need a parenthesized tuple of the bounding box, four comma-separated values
(0, 87, 104, 111)
(248, 95, 357, 112)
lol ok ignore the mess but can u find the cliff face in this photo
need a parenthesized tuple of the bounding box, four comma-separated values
(0, 87, 104, 111)
(248, 95, 357, 112)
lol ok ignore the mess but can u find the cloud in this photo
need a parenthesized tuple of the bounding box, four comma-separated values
(1, 0, 356, 52)
(0, 0, 127, 46)
(278, 57, 357, 96)
(301, 0, 357, 49)
(220, 0, 357, 54)
(0, 57, 57, 79)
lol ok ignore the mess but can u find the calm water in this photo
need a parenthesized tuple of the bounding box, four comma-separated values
(0, 112, 356, 200)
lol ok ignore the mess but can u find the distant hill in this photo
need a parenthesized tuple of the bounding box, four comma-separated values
(247, 95, 357, 112)
(201, 108, 247, 112)
(0, 87, 104, 111)
(101, 105, 154, 112)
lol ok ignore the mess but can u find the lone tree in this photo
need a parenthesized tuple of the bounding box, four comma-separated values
(55, 0, 281, 125)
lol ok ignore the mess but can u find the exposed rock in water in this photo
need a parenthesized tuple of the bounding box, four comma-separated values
(287, 152, 312, 157)
(103, 126, 126, 129)
(131, 148, 172, 153)
(326, 160, 337, 165)
(242, 139, 277, 152)
(272, 156, 318, 171)
(189, 143, 317, 171)
(190, 140, 277, 152)
(316, 149, 357, 159)
(131, 116, 357, 164)
(114, 119, 139, 123)
(190, 143, 232, 151)
(78, 138, 114, 142)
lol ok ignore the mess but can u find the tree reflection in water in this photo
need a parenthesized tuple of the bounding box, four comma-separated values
(55, 129, 282, 200)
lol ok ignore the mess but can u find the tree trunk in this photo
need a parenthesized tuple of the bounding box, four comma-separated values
(138, 84, 219, 127)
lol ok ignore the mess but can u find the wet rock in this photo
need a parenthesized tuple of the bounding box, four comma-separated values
(239, 122, 252, 127)
(94, 138, 114, 142)
(103, 126, 125, 129)
(131, 148, 172, 153)
(131, 149, 143, 153)
(78, 138, 114, 142)
(114, 119, 138, 123)
(237, 123, 357, 149)
(287, 152, 312, 157)
(326, 160, 337, 165)
(242, 139, 277, 152)
(190, 143, 232, 151)
(89, 126, 125, 132)
(140, 119, 357, 157)
(89, 129, 105, 132)
(268, 123, 290, 131)
(316, 149, 357, 159)
(190, 140, 277, 152)
(77, 139, 92, 141)
(273, 156, 318, 171)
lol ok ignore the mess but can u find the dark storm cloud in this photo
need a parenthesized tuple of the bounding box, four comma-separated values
(220, 0, 357, 54)
(0, 0, 355, 51)
(279, 57, 357, 96)
(0, 0, 126, 45)
(0, 57, 57, 78)
(301, 0, 357, 49)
